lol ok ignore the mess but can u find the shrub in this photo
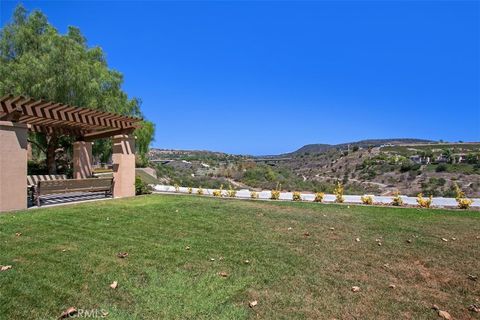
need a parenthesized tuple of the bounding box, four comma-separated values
(454, 183, 466, 199)
(333, 182, 344, 203)
(135, 177, 152, 195)
(391, 191, 403, 206)
(250, 191, 259, 199)
(27, 160, 48, 175)
(361, 195, 374, 205)
(416, 193, 432, 208)
(213, 184, 224, 197)
(457, 198, 473, 210)
(271, 183, 281, 200)
(197, 187, 204, 195)
(292, 192, 302, 201)
(454, 183, 473, 209)
(400, 161, 421, 173)
(270, 190, 280, 200)
(435, 164, 447, 172)
(227, 185, 237, 198)
(314, 192, 324, 202)
(399, 162, 412, 173)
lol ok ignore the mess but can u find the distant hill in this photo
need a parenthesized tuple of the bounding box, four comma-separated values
(287, 138, 434, 156)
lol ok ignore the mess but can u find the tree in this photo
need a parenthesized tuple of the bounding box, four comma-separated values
(441, 149, 453, 163)
(0, 5, 154, 173)
(135, 121, 156, 166)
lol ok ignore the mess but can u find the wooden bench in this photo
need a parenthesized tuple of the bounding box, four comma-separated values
(33, 178, 114, 207)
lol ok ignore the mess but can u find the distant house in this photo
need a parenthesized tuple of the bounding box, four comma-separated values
(452, 153, 479, 164)
(409, 155, 430, 164)
(434, 155, 449, 164)
(451, 154, 465, 164)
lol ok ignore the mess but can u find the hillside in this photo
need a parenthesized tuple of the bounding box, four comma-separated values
(147, 141, 480, 197)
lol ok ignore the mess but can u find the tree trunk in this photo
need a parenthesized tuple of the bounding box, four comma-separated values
(46, 134, 58, 174)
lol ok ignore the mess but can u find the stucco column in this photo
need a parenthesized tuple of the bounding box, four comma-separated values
(0, 121, 28, 212)
(73, 141, 93, 179)
(112, 134, 136, 198)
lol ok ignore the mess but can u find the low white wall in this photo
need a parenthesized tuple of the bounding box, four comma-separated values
(153, 185, 480, 208)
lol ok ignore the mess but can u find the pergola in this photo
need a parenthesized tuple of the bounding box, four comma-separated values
(0, 94, 142, 212)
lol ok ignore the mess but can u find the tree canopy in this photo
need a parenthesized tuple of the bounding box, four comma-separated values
(0, 5, 154, 172)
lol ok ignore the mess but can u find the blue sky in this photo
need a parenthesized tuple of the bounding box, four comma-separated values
(1, 1, 479, 155)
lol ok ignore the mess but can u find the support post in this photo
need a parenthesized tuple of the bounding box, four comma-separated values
(112, 134, 136, 198)
(0, 121, 28, 212)
(73, 141, 93, 179)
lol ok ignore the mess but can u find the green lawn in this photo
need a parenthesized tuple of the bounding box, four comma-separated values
(1, 195, 479, 319)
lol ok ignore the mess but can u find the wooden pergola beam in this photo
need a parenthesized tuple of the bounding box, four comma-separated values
(82, 127, 136, 142)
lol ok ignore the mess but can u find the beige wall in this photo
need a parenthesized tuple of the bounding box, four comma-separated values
(112, 134, 135, 198)
(73, 141, 92, 179)
(0, 121, 28, 212)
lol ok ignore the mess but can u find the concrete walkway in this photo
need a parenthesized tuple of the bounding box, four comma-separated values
(153, 185, 480, 208)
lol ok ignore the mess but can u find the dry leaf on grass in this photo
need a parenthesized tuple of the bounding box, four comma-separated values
(249, 300, 258, 308)
(244, 260, 250, 264)
(59, 307, 77, 319)
(15, 232, 22, 237)
(0, 265, 12, 272)
(329, 227, 335, 231)
(389, 284, 396, 289)
(468, 304, 480, 313)
(441, 238, 448, 242)
(218, 271, 228, 277)
(287, 227, 293, 231)
(467, 274, 478, 281)
(210, 258, 215, 262)
(438, 310, 452, 320)
(355, 238, 360, 242)
(110, 281, 118, 289)
(432, 305, 452, 320)
(406, 239, 412, 243)
(351, 286, 361, 292)
(116, 252, 128, 259)
(185, 246, 190, 250)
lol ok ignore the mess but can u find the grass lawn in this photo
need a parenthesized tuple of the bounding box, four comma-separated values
(1, 195, 479, 319)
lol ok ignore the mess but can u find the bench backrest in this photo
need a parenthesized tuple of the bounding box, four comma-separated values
(37, 178, 113, 195)
(27, 175, 67, 187)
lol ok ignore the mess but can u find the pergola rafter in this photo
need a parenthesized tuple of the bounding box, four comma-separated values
(0, 94, 141, 138)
